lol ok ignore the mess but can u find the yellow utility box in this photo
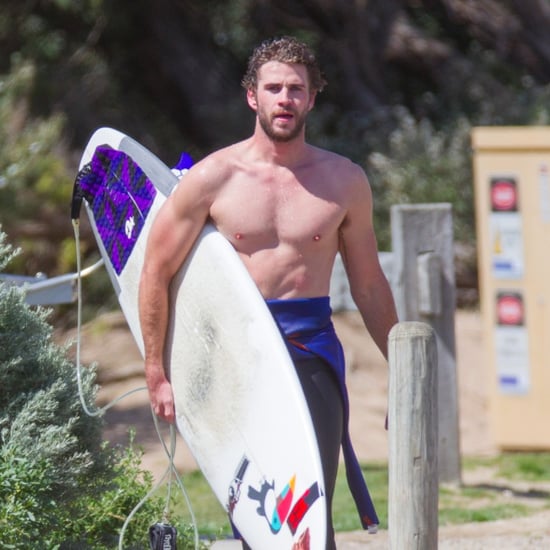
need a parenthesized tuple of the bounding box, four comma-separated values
(472, 127, 550, 450)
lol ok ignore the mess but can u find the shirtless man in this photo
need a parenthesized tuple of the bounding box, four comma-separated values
(139, 36, 398, 549)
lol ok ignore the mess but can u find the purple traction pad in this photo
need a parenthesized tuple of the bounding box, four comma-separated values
(79, 146, 157, 275)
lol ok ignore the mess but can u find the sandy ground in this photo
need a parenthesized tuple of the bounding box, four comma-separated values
(66, 309, 550, 548)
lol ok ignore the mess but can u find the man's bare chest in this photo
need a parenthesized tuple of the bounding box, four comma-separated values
(209, 175, 346, 250)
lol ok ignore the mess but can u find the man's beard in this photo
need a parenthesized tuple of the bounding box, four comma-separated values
(257, 107, 308, 142)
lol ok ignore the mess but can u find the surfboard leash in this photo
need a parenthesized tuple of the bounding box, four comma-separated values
(70, 163, 148, 416)
(71, 215, 147, 416)
(118, 415, 186, 550)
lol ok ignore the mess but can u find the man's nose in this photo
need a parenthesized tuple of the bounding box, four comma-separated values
(277, 88, 292, 104)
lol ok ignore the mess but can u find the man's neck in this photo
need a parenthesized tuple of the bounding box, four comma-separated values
(251, 124, 310, 167)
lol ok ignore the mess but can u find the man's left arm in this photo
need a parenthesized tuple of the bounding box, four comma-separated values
(339, 166, 398, 360)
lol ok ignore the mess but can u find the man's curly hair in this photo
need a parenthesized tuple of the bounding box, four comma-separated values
(241, 36, 327, 93)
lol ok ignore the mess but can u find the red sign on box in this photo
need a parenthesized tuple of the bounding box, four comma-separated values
(496, 291, 524, 326)
(491, 177, 518, 212)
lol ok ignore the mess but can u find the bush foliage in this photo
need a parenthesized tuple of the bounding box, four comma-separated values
(0, 232, 198, 548)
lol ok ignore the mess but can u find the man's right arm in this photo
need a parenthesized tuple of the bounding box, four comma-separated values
(138, 163, 214, 422)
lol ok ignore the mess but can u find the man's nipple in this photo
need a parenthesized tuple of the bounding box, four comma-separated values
(235, 233, 243, 240)
(313, 234, 321, 242)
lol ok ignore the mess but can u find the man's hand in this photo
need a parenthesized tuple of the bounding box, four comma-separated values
(147, 374, 175, 423)
(292, 528, 310, 550)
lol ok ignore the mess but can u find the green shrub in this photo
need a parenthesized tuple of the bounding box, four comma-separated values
(367, 111, 474, 249)
(0, 230, 198, 548)
(0, 59, 74, 277)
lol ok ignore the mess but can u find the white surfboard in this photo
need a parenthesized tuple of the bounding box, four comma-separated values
(75, 127, 327, 549)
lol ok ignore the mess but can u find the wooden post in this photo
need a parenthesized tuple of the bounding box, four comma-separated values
(388, 322, 438, 550)
(391, 203, 461, 483)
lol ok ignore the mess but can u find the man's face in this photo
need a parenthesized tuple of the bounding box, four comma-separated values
(247, 61, 316, 143)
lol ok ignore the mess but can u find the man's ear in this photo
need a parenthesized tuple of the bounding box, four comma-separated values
(308, 91, 317, 112)
(246, 88, 258, 111)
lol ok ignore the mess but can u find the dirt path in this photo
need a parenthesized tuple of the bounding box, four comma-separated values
(336, 507, 550, 548)
(63, 309, 550, 547)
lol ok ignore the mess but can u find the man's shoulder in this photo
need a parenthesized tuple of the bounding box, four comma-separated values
(208, 139, 254, 167)
(309, 146, 367, 185)
(191, 140, 250, 180)
(212, 139, 249, 157)
(311, 145, 362, 170)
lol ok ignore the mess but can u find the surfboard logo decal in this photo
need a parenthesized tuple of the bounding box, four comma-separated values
(246, 475, 320, 536)
(286, 482, 321, 535)
(78, 146, 156, 274)
(124, 215, 136, 239)
(228, 456, 250, 515)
